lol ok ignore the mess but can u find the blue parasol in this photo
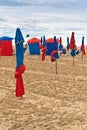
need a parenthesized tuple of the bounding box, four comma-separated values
(41, 36, 42, 44)
(58, 37, 63, 51)
(14, 27, 26, 98)
(15, 28, 25, 67)
(51, 36, 59, 61)
(40, 36, 43, 49)
(41, 36, 47, 61)
(81, 36, 85, 59)
(67, 36, 69, 51)
(51, 36, 59, 74)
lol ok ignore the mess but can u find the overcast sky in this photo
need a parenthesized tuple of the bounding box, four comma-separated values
(0, 0, 87, 45)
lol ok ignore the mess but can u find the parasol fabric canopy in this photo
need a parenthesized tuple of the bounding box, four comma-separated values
(41, 36, 47, 61)
(14, 27, 26, 97)
(69, 32, 76, 50)
(66, 36, 69, 51)
(81, 36, 86, 55)
(39, 36, 43, 49)
(58, 37, 63, 51)
(51, 36, 59, 62)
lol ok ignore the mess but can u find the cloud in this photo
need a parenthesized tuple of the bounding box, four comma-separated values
(0, 0, 87, 45)
(0, 0, 87, 10)
(0, 0, 28, 6)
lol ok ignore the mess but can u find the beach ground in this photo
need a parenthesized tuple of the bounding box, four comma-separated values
(0, 49, 87, 130)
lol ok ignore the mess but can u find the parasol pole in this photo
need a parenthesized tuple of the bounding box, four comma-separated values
(73, 57, 74, 66)
(0, 48, 1, 59)
(81, 54, 83, 60)
(0, 42, 1, 59)
(55, 59, 57, 74)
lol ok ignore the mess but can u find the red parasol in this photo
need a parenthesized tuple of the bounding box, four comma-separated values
(69, 32, 76, 65)
(69, 32, 76, 50)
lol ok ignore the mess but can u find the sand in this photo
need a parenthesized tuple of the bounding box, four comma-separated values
(0, 49, 87, 130)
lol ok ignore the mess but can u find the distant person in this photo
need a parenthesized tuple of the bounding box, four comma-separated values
(23, 43, 27, 54)
(12, 49, 16, 55)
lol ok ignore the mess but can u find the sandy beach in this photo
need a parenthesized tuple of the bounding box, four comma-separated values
(0, 49, 87, 130)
